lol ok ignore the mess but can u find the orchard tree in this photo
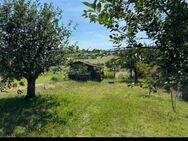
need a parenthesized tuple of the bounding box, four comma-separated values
(82, 0, 188, 103)
(105, 58, 120, 79)
(118, 47, 140, 82)
(116, 46, 157, 83)
(0, 0, 72, 99)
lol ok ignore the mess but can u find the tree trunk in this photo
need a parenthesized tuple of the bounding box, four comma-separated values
(182, 80, 188, 101)
(130, 68, 133, 79)
(170, 89, 176, 112)
(26, 77, 36, 99)
(133, 66, 138, 83)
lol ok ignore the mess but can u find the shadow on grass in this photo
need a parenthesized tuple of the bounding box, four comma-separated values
(0, 95, 71, 137)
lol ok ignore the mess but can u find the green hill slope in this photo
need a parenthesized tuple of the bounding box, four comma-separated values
(0, 75, 188, 137)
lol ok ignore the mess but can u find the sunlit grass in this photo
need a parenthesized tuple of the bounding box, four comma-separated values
(1, 73, 188, 137)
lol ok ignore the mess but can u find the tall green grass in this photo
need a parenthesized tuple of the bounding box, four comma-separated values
(0, 74, 188, 137)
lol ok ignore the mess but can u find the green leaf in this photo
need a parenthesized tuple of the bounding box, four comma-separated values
(98, 13, 110, 24)
(82, 2, 95, 9)
(97, 2, 102, 13)
(87, 9, 95, 13)
(90, 14, 97, 22)
(94, 0, 97, 4)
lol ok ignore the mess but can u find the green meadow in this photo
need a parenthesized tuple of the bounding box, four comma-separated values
(0, 0, 187, 138)
(1, 72, 188, 137)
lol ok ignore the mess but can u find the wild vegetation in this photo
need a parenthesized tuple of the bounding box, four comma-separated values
(83, 0, 188, 112)
(1, 73, 188, 137)
(0, 0, 188, 137)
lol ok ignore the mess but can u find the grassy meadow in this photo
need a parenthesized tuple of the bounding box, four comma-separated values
(1, 72, 188, 137)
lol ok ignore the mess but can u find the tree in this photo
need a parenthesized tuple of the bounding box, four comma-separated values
(0, 0, 72, 99)
(105, 58, 120, 79)
(82, 0, 188, 103)
(83, 0, 188, 112)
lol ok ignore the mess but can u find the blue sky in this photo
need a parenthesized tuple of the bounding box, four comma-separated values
(40, 0, 113, 50)
(39, 0, 154, 50)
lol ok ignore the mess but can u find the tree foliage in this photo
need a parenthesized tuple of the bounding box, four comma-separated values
(0, 0, 72, 98)
(83, 0, 188, 102)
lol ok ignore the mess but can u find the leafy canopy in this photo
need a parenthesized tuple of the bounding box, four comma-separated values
(0, 0, 71, 80)
(0, 0, 73, 98)
(83, 0, 188, 90)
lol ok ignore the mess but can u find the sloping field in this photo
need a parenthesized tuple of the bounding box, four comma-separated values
(0, 74, 188, 137)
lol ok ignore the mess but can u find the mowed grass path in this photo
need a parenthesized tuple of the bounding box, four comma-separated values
(0, 74, 188, 137)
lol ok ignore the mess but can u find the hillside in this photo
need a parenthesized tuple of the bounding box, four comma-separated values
(81, 55, 115, 65)
(0, 73, 188, 137)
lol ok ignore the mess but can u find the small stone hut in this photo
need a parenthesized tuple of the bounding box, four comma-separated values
(68, 61, 104, 81)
